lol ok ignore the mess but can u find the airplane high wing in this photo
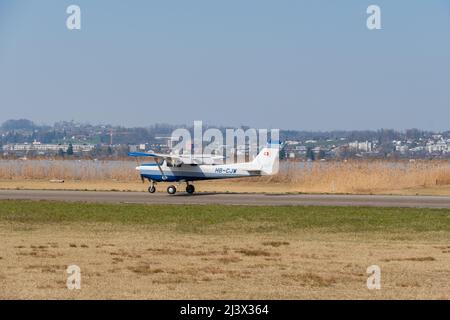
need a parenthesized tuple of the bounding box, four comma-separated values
(128, 152, 226, 165)
(128, 152, 182, 163)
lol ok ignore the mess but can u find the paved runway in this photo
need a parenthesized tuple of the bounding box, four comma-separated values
(1, 189, 450, 208)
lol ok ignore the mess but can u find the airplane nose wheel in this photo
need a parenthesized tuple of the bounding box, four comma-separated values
(167, 185, 177, 195)
(186, 184, 195, 194)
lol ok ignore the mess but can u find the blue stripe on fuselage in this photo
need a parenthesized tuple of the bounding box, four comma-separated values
(141, 173, 232, 182)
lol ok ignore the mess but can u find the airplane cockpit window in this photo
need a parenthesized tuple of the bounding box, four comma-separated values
(166, 159, 181, 167)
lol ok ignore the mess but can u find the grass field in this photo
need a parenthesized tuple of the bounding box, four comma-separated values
(1, 200, 450, 299)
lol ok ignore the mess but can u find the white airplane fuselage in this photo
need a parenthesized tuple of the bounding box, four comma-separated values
(138, 162, 260, 182)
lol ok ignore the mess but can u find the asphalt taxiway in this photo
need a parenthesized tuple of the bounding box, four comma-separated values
(1, 189, 450, 208)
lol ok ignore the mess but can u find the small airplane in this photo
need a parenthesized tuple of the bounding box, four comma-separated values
(129, 142, 280, 194)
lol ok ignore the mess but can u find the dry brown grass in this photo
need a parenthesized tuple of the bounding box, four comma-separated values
(0, 160, 138, 181)
(235, 249, 273, 257)
(281, 272, 337, 287)
(1, 224, 449, 299)
(289, 160, 450, 194)
(382, 257, 436, 262)
(262, 241, 290, 247)
(251, 159, 450, 194)
(2, 159, 450, 195)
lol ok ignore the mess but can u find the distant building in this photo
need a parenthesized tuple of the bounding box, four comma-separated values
(295, 146, 307, 153)
(426, 141, 448, 153)
(348, 141, 373, 152)
(129, 144, 148, 152)
(2, 142, 95, 154)
(395, 145, 409, 154)
(410, 146, 424, 153)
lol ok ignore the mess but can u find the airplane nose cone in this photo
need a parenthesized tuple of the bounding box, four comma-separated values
(135, 166, 140, 171)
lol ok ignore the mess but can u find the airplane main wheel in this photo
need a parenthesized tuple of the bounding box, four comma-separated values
(167, 185, 176, 195)
(186, 184, 195, 194)
(148, 186, 156, 193)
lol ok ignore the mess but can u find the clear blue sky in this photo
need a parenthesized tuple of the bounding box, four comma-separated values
(1, 0, 449, 130)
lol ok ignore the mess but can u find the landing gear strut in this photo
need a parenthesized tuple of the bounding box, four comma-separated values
(148, 180, 156, 193)
(186, 183, 195, 194)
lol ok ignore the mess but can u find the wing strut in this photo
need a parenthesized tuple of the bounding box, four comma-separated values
(155, 158, 167, 181)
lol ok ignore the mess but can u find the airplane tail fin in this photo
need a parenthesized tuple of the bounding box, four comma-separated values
(252, 141, 280, 175)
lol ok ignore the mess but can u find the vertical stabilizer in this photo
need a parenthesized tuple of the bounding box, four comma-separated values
(252, 142, 280, 175)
